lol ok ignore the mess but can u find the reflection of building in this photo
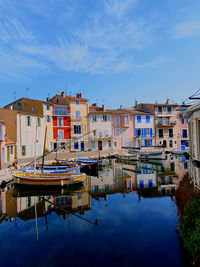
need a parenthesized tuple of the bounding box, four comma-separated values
(137, 163, 157, 189)
(0, 177, 91, 223)
(157, 155, 188, 195)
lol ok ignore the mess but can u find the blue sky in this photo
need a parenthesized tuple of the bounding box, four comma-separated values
(0, 0, 200, 108)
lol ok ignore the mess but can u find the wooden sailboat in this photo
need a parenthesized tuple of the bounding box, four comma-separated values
(12, 126, 86, 186)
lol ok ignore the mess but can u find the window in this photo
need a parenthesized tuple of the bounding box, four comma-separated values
(74, 125, 81, 134)
(114, 141, 117, 147)
(91, 141, 96, 149)
(54, 106, 68, 115)
(32, 107, 34, 112)
(147, 128, 150, 136)
(46, 104, 51, 111)
(10, 146, 13, 154)
(166, 117, 170, 125)
(46, 115, 51, 123)
(137, 115, 141, 123)
(57, 117, 63, 126)
(22, 145, 26, 156)
(168, 176, 173, 184)
(145, 139, 151, 146)
(104, 129, 108, 138)
(158, 106, 162, 113)
(74, 142, 79, 150)
(182, 118, 185, 124)
(76, 100, 80, 105)
(115, 128, 120, 138)
(159, 129, 164, 138)
(57, 130, 64, 139)
(146, 116, 150, 123)
(122, 128, 127, 138)
(102, 115, 108, 121)
(169, 140, 173, 148)
(26, 116, 31, 126)
(76, 111, 81, 120)
(108, 140, 112, 148)
(182, 129, 187, 138)
(169, 129, 173, 138)
(37, 118, 41, 127)
(167, 106, 172, 113)
(90, 115, 97, 122)
(115, 116, 120, 126)
(170, 162, 175, 172)
(123, 116, 129, 124)
(158, 117, 163, 125)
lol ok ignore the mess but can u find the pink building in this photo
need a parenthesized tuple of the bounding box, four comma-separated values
(111, 108, 135, 150)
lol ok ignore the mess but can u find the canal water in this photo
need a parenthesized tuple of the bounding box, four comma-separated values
(0, 155, 188, 267)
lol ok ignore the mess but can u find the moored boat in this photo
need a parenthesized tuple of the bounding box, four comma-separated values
(116, 152, 138, 161)
(12, 170, 86, 186)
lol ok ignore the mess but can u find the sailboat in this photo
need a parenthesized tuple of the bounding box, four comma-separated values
(11, 127, 86, 186)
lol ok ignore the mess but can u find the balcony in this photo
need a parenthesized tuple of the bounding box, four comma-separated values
(157, 121, 176, 127)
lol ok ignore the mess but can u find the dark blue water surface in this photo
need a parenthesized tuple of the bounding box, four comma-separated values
(0, 158, 185, 267)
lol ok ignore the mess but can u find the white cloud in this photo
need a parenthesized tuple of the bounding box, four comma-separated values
(0, 18, 35, 42)
(171, 21, 200, 39)
(104, 0, 137, 18)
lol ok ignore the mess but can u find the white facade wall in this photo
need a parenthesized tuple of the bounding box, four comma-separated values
(135, 115, 155, 147)
(16, 114, 44, 159)
(89, 114, 113, 151)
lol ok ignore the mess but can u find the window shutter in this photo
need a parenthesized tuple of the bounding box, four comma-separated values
(135, 128, 138, 138)
(150, 128, 153, 137)
(78, 125, 81, 134)
(150, 139, 153, 146)
(141, 128, 144, 138)
(145, 139, 147, 146)
(74, 125, 76, 134)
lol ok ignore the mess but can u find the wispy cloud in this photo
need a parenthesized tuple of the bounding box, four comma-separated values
(104, 0, 137, 17)
(171, 21, 200, 39)
(0, 18, 35, 42)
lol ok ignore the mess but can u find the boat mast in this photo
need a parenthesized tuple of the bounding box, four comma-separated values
(34, 125, 38, 177)
(41, 126, 47, 173)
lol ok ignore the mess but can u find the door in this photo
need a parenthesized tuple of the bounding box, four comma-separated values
(7, 146, 10, 162)
(163, 140, 167, 148)
(81, 142, 84, 151)
(98, 141, 102, 151)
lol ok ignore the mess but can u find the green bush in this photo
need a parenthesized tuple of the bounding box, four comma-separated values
(180, 198, 200, 263)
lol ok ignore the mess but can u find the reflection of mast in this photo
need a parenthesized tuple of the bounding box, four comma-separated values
(34, 196, 39, 243)
(43, 196, 48, 232)
(44, 198, 98, 226)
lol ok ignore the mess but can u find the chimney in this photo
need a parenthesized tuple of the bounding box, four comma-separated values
(61, 92, 66, 98)
(92, 103, 98, 107)
(102, 104, 105, 111)
(76, 93, 82, 98)
(166, 98, 170, 105)
(46, 97, 50, 102)
(135, 100, 138, 108)
(120, 105, 123, 110)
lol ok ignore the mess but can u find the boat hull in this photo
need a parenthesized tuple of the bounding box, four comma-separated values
(12, 172, 86, 186)
(140, 151, 165, 160)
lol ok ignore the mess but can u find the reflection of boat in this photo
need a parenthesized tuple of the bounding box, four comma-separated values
(140, 151, 165, 160)
(116, 153, 138, 161)
(12, 171, 86, 186)
(12, 184, 85, 197)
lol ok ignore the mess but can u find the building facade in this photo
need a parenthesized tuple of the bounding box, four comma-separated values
(89, 104, 113, 151)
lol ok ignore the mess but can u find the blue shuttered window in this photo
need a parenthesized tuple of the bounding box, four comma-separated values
(150, 128, 153, 137)
(135, 128, 138, 138)
(150, 139, 153, 146)
(145, 139, 148, 146)
(144, 128, 147, 137)
(78, 125, 81, 134)
(141, 128, 144, 138)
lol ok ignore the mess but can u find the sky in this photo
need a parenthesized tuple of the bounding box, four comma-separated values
(0, 0, 200, 108)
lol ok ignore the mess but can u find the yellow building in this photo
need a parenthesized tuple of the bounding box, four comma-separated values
(4, 98, 54, 152)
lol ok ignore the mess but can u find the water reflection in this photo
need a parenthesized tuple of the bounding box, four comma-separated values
(0, 156, 188, 226)
(0, 156, 188, 266)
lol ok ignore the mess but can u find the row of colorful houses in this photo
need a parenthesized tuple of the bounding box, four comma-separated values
(0, 91, 189, 168)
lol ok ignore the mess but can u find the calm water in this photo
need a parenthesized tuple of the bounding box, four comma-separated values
(0, 155, 187, 267)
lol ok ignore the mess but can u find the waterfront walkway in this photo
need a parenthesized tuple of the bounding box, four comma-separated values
(0, 150, 115, 182)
